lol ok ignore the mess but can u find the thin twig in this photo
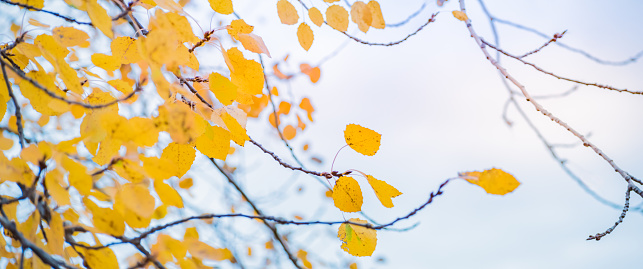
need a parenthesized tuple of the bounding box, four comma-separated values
(249, 137, 333, 179)
(481, 39, 643, 95)
(0, 0, 93, 25)
(587, 187, 631, 241)
(518, 30, 566, 58)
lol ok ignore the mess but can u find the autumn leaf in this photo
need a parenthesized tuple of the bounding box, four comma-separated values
(308, 7, 324, 27)
(368, 1, 385, 29)
(351, 1, 372, 33)
(332, 176, 363, 212)
(277, 0, 299, 25)
(300, 64, 320, 83)
(338, 218, 377, 256)
(344, 124, 381, 156)
(326, 5, 349, 32)
(297, 23, 314, 51)
(366, 175, 402, 208)
(452, 10, 469, 21)
(209, 0, 233, 14)
(459, 168, 520, 195)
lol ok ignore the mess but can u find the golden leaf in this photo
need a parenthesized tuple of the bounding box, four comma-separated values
(209, 0, 233, 14)
(154, 179, 184, 208)
(344, 124, 381, 156)
(459, 168, 520, 195)
(366, 175, 402, 208)
(297, 23, 314, 51)
(452, 10, 469, 21)
(338, 218, 377, 256)
(332, 176, 363, 212)
(161, 142, 196, 178)
(277, 0, 299, 25)
(350, 1, 372, 33)
(326, 5, 349, 32)
(86, 0, 113, 38)
(368, 1, 385, 29)
(308, 7, 324, 27)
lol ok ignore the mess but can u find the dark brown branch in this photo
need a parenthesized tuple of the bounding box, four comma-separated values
(1, 60, 24, 148)
(587, 187, 631, 241)
(248, 137, 332, 179)
(0, 215, 77, 269)
(480, 39, 643, 95)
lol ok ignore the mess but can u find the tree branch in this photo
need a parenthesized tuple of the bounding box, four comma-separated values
(0, 60, 24, 148)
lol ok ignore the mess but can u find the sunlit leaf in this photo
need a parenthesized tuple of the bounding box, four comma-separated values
(161, 142, 196, 178)
(86, 0, 113, 38)
(209, 0, 233, 14)
(459, 168, 520, 195)
(452, 10, 469, 21)
(366, 175, 401, 208)
(297, 23, 314, 51)
(344, 124, 381, 156)
(154, 179, 184, 208)
(351, 1, 372, 33)
(368, 1, 385, 29)
(326, 5, 349, 32)
(277, 0, 299, 25)
(332, 176, 363, 212)
(338, 218, 377, 256)
(308, 7, 324, 27)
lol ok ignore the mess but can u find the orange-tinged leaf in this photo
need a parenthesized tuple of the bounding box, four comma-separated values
(459, 168, 520, 195)
(308, 7, 324, 27)
(351, 1, 372, 33)
(227, 19, 254, 40)
(87, 0, 113, 38)
(297, 23, 314, 51)
(344, 124, 381, 156)
(278, 101, 291, 115)
(367, 1, 385, 29)
(209, 0, 233, 14)
(161, 142, 196, 178)
(326, 5, 349, 32)
(277, 0, 299, 25)
(237, 33, 271, 57)
(300, 64, 320, 83)
(332, 176, 363, 212)
(28, 18, 49, 28)
(299, 97, 314, 121)
(53, 26, 90, 47)
(297, 250, 313, 269)
(154, 179, 184, 208)
(452, 10, 468, 21)
(217, 111, 249, 146)
(338, 218, 377, 256)
(350, 263, 358, 269)
(283, 125, 296, 140)
(120, 183, 156, 218)
(195, 124, 231, 161)
(179, 177, 193, 189)
(366, 175, 401, 208)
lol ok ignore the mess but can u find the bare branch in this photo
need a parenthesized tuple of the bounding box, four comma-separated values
(587, 187, 631, 241)
(518, 30, 567, 58)
(1, 60, 24, 148)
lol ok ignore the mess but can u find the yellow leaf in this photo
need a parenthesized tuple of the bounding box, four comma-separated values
(179, 177, 193, 189)
(45, 169, 71, 207)
(87, 0, 113, 38)
(164, 102, 206, 144)
(297, 23, 314, 51)
(326, 5, 349, 32)
(53, 26, 90, 47)
(29, 18, 49, 28)
(161, 142, 196, 178)
(296, 250, 313, 269)
(120, 183, 156, 218)
(237, 33, 271, 57)
(142, 156, 177, 180)
(112, 159, 147, 183)
(19, 71, 68, 116)
(80, 248, 119, 269)
(299, 98, 314, 121)
(367, 1, 385, 29)
(0, 155, 34, 185)
(45, 213, 65, 256)
(344, 124, 381, 156)
(217, 111, 249, 146)
(154, 179, 184, 208)
(0, 132, 13, 150)
(366, 175, 401, 208)
(350, 1, 372, 33)
(62, 156, 92, 195)
(332, 176, 363, 212)
(227, 19, 254, 40)
(226, 47, 265, 96)
(209, 0, 233, 14)
(195, 124, 231, 160)
(110, 36, 141, 64)
(186, 240, 233, 261)
(308, 7, 324, 27)
(91, 53, 119, 72)
(459, 168, 520, 195)
(93, 139, 121, 166)
(452, 10, 469, 21)
(338, 218, 377, 256)
(209, 73, 238, 106)
(277, 0, 299, 25)
(84, 198, 125, 236)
